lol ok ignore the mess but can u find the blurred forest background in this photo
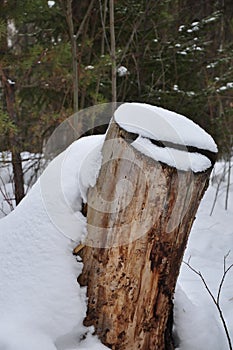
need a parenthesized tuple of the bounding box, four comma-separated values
(0, 0, 232, 206)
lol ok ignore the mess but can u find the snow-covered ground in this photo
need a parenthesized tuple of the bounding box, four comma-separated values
(174, 159, 233, 350)
(0, 136, 107, 350)
(0, 102, 232, 349)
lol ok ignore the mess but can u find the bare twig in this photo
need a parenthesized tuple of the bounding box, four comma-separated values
(119, 1, 157, 66)
(0, 174, 15, 213)
(216, 251, 233, 304)
(109, 0, 116, 103)
(99, 0, 111, 54)
(225, 155, 232, 210)
(184, 255, 233, 350)
(210, 162, 227, 216)
(66, 0, 79, 112)
(75, 0, 95, 39)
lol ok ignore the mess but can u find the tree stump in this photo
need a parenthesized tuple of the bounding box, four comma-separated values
(78, 104, 217, 350)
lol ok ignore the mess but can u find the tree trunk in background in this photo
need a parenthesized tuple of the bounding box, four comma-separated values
(66, 0, 79, 113)
(78, 120, 214, 349)
(11, 149, 24, 205)
(0, 67, 24, 205)
(6, 83, 24, 205)
(0, 5, 24, 205)
(109, 0, 117, 103)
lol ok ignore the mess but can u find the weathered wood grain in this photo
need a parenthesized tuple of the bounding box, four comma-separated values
(78, 120, 213, 349)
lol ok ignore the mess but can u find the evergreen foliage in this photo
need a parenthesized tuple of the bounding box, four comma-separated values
(0, 0, 232, 157)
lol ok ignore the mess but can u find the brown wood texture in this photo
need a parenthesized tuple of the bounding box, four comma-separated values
(78, 120, 213, 350)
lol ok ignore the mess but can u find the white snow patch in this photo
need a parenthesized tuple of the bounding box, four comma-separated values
(114, 103, 217, 153)
(174, 284, 225, 350)
(178, 25, 185, 32)
(174, 160, 233, 349)
(207, 62, 217, 69)
(117, 66, 128, 77)
(191, 45, 203, 51)
(7, 20, 17, 48)
(48, 0, 55, 8)
(186, 91, 195, 97)
(217, 86, 227, 92)
(7, 79, 15, 85)
(177, 51, 187, 55)
(0, 113, 232, 350)
(204, 16, 218, 24)
(0, 135, 107, 350)
(85, 65, 94, 70)
(187, 26, 199, 33)
(132, 137, 211, 172)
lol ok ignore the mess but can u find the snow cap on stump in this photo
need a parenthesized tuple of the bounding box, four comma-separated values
(114, 102, 217, 173)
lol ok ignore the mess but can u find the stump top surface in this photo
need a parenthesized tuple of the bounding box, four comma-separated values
(114, 103, 217, 153)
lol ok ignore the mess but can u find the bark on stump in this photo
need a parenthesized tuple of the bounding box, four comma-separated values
(78, 119, 215, 350)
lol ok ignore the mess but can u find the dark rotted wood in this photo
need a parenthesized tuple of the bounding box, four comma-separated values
(78, 120, 214, 350)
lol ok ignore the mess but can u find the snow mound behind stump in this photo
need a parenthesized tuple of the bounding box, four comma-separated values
(0, 135, 107, 350)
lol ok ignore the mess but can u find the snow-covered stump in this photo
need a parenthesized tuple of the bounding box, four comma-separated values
(78, 103, 217, 350)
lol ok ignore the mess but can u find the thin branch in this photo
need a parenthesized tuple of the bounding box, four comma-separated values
(21, 48, 48, 85)
(99, 0, 111, 54)
(119, 1, 157, 66)
(66, 0, 78, 112)
(75, 0, 95, 39)
(210, 162, 226, 215)
(109, 0, 116, 103)
(95, 0, 108, 103)
(183, 261, 217, 304)
(217, 251, 233, 304)
(119, 21, 141, 65)
(225, 155, 231, 210)
(0, 174, 14, 212)
(184, 257, 233, 350)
